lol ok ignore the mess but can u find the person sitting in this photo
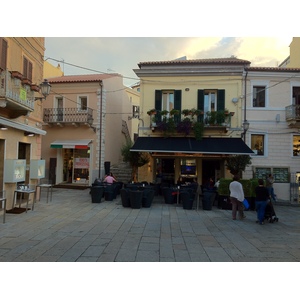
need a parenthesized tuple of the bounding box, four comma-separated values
(103, 173, 116, 184)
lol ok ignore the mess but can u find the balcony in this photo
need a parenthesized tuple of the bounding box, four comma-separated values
(43, 107, 94, 127)
(286, 105, 300, 127)
(0, 70, 35, 118)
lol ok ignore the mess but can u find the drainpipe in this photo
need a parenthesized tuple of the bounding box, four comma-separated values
(242, 69, 248, 142)
(98, 81, 103, 178)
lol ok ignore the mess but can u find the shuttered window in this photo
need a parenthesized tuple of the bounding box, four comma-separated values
(23, 56, 33, 81)
(0, 38, 8, 70)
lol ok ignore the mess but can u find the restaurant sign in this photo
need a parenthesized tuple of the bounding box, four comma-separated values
(74, 158, 89, 169)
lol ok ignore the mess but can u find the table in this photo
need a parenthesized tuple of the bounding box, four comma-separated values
(36, 183, 53, 203)
(0, 191, 6, 223)
(13, 185, 36, 212)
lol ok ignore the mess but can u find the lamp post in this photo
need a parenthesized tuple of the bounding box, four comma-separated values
(35, 79, 51, 101)
(242, 120, 250, 141)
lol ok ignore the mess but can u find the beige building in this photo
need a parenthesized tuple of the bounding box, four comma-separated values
(279, 37, 300, 68)
(132, 58, 253, 186)
(0, 37, 46, 208)
(41, 73, 137, 185)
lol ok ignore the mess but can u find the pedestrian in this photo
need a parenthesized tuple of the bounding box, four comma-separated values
(255, 178, 270, 225)
(229, 175, 246, 220)
(266, 173, 276, 202)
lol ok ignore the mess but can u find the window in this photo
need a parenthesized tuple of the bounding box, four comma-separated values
(293, 135, 300, 156)
(292, 87, 300, 105)
(23, 56, 33, 81)
(162, 91, 174, 112)
(0, 38, 8, 70)
(251, 134, 265, 155)
(253, 86, 266, 107)
(204, 90, 217, 114)
(78, 96, 87, 111)
(132, 105, 139, 118)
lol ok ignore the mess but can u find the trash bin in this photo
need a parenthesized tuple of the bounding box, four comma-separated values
(91, 186, 104, 203)
(202, 189, 215, 210)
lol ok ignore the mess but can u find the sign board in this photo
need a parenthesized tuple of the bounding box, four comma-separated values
(74, 158, 89, 169)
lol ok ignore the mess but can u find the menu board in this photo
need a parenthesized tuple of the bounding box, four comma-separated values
(255, 167, 271, 179)
(255, 167, 289, 183)
(273, 168, 289, 183)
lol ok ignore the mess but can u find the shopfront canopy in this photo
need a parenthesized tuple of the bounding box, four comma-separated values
(0, 117, 46, 135)
(130, 137, 254, 155)
(50, 139, 92, 149)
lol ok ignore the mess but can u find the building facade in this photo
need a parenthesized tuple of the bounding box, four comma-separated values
(41, 73, 136, 185)
(132, 58, 253, 187)
(0, 37, 46, 208)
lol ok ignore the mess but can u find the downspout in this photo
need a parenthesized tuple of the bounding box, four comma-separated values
(243, 68, 248, 142)
(98, 81, 103, 178)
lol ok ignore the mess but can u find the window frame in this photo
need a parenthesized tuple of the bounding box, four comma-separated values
(77, 95, 88, 111)
(251, 80, 269, 108)
(251, 133, 266, 156)
(23, 56, 33, 81)
(0, 38, 8, 70)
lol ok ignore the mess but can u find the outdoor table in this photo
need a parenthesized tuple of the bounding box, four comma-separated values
(0, 191, 6, 223)
(13, 185, 36, 212)
(36, 182, 53, 203)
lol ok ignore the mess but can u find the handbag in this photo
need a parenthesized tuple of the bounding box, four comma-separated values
(243, 198, 250, 210)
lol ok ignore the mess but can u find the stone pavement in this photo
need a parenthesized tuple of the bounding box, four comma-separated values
(0, 187, 300, 262)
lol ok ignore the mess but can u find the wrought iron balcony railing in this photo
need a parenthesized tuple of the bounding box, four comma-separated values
(43, 107, 93, 124)
(0, 70, 35, 115)
(286, 105, 300, 122)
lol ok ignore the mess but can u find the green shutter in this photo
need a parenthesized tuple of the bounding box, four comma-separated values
(197, 90, 204, 122)
(217, 89, 225, 111)
(174, 90, 182, 122)
(155, 90, 162, 122)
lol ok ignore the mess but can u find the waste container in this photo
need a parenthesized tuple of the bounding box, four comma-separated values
(91, 186, 104, 203)
(202, 189, 215, 210)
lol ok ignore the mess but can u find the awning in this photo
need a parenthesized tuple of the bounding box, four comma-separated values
(130, 137, 254, 155)
(50, 139, 92, 149)
(0, 117, 47, 135)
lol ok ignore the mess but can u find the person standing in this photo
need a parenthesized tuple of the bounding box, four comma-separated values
(255, 179, 270, 225)
(229, 175, 245, 220)
(266, 174, 276, 202)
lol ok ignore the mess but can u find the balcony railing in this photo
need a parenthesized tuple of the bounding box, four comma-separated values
(286, 105, 300, 122)
(43, 107, 93, 124)
(0, 70, 35, 112)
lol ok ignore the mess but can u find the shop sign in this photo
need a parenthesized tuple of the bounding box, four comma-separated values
(74, 158, 89, 169)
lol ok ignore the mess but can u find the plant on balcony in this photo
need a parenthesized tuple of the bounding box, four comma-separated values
(22, 78, 32, 85)
(182, 109, 191, 117)
(192, 121, 204, 140)
(205, 111, 217, 125)
(160, 110, 169, 116)
(30, 84, 40, 92)
(147, 108, 158, 116)
(156, 117, 176, 137)
(170, 109, 180, 116)
(10, 71, 23, 80)
(216, 110, 226, 125)
(177, 117, 193, 136)
(190, 108, 203, 118)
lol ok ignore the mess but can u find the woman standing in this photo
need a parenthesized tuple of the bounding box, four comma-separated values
(255, 179, 270, 225)
(229, 175, 245, 220)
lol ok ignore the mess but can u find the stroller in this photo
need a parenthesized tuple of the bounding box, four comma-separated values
(264, 200, 279, 223)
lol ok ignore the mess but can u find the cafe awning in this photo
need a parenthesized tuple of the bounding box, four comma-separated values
(0, 117, 46, 135)
(130, 137, 254, 155)
(50, 139, 92, 149)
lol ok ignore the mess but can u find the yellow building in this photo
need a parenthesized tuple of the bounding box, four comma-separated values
(0, 37, 46, 209)
(132, 57, 253, 185)
(279, 37, 300, 68)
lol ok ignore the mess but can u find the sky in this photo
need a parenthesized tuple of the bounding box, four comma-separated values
(44, 36, 294, 86)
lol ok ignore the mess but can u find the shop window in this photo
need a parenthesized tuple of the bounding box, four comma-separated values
(293, 134, 300, 156)
(251, 134, 265, 155)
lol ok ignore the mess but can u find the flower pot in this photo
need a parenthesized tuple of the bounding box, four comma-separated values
(22, 78, 31, 85)
(11, 71, 23, 80)
(30, 84, 40, 92)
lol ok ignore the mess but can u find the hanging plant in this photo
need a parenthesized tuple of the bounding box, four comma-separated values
(147, 108, 157, 116)
(193, 122, 204, 140)
(182, 109, 191, 117)
(177, 118, 192, 136)
(170, 109, 180, 116)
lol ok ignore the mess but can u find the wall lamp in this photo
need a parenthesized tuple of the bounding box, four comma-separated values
(0, 125, 8, 130)
(24, 131, 35, 137)
(241, 120, 250, 141)
(34, 79, 51, 101)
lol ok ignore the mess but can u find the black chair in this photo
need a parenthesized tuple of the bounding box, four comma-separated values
(142, 189, 155, 208)
(104, 184, 114, 201)
(91, 186, 104, 203)
(120, 189, 131, 207)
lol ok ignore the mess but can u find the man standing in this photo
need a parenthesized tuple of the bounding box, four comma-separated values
(266, 174, 276, 202)
(229, 175, 246, 220)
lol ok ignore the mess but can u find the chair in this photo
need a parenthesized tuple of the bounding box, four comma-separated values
(180, 191, 194, 210)
(142, 189, 155, 208)
(0, 191, 6, 223)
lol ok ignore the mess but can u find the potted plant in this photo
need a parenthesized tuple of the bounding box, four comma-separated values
(10, 71, 23, 80)
(177, 118, 192, 136)
(22, 78, 31, 85)
(160, 110, 169, 116)
(216, 110, 226, 125)
(206, 111, 217, 125)
(147, 108, 157, 116)
(170, 109, 180, 116)
(192, 121, 204, 140)
(30, 84, 40, 92)
(182, 109, 191, 117)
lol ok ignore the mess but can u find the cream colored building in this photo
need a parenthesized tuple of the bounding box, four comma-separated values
(132, 58, 253, 186)
(279, 37, 300, 68)
(41, 73, 137, 185)
(0, 37, 46, 208)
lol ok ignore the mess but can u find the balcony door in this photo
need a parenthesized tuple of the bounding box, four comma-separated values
(293, 87, 300, 105)
(56, 97, 63, 121)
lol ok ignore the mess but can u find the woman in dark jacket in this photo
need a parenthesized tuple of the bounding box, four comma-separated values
(255, 179, 270, 225)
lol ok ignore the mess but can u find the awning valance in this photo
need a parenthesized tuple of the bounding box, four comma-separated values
(50, 139, 92, 149)
(130, 137, 254, 155)
(0, 117, 46, 135)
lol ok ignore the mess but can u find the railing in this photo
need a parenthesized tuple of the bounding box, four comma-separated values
(286, 105, 300, 121)
(43, 107, 93, 124)
(0, 69, 35, 110)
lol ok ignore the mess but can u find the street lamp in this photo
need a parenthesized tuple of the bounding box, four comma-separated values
(35, 79, 51, 101)
(241, 120, 250, 141)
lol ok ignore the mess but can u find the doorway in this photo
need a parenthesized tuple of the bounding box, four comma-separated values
(202, 159, 220, 186)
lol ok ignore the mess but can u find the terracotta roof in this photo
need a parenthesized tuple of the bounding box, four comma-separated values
(246, 66, 300, 72)
(47, 73, 121, 83)
(138, 57, 251, 68)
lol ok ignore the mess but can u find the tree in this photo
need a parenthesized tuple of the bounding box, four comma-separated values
(225, 155, 252, 178)
(121, 140, 150, 182)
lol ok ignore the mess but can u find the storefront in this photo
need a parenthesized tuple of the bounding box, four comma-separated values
(131, 137, 254, 185)
(50, 140, 93, 185)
